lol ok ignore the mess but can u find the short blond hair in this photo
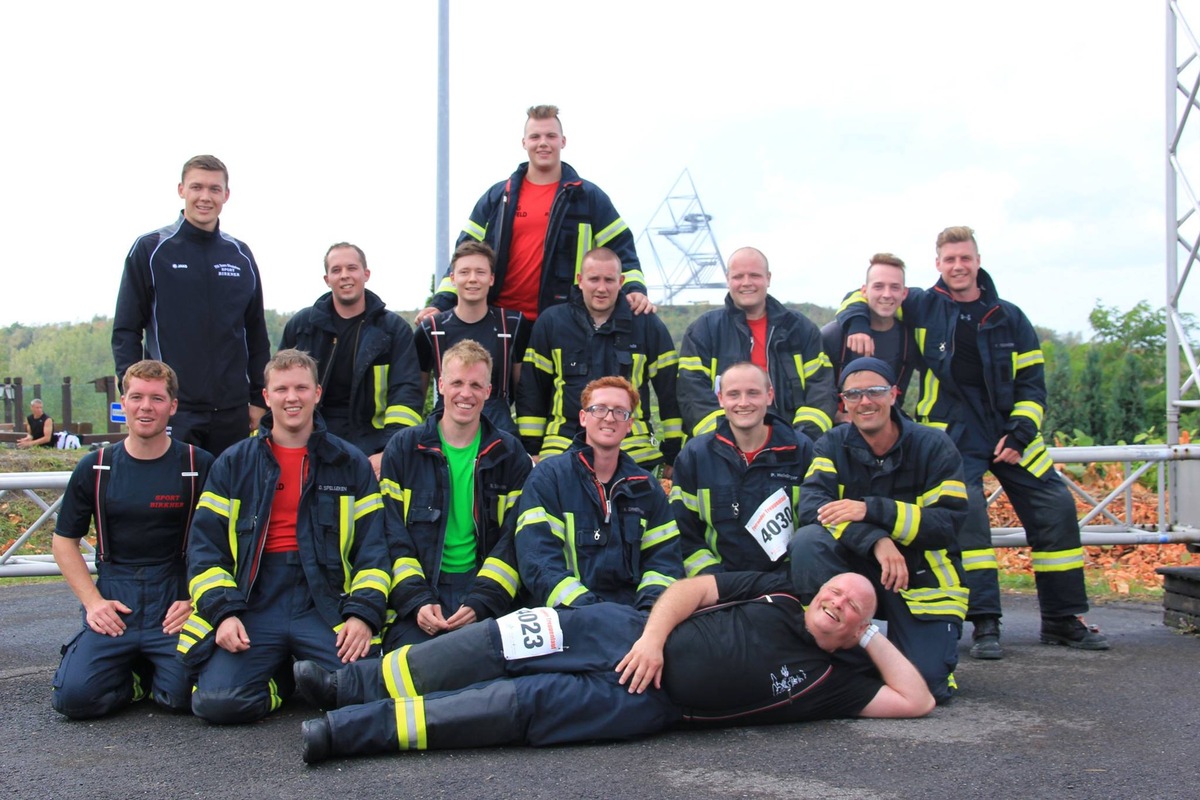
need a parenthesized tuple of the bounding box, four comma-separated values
(266, 348, 319, 385)
(526, 104, 562, 134)
(442, 339, 493, 377)
(935, 226, 978, 255)
(123, 360, 179, 399)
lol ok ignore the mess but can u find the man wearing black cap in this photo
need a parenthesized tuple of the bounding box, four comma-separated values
(789, 357, 969, 704)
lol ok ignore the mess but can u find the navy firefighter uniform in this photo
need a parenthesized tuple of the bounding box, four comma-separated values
(514, 434, 684, 612)
(179, 414, 391, 724)
(672, 411, 812, 577)
(52, 439, 213, 718)
(790, 405, 969, 704)
(381, 411, 531, 649)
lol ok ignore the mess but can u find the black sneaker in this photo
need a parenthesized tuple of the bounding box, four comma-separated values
(969, 616, 1004, 660)
(302, 718, 333, 765)
(1040, 616, 1110, 650)
(294, 660, 338, 710)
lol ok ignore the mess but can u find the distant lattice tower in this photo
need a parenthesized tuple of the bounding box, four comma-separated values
(637, 170, 726, 306)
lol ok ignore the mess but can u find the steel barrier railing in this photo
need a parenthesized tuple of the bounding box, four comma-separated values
(3, 445, 1200, 577)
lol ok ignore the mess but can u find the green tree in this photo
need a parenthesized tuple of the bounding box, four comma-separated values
(1107, 351, 1147, 442)
(1075, 345, 1109, 442)
(1044, 344, 1075, 441)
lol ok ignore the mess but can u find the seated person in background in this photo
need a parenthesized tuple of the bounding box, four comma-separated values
(18, 398, 54, 448)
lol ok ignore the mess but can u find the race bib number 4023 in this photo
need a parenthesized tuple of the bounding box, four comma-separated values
(496, 607, 565, 661)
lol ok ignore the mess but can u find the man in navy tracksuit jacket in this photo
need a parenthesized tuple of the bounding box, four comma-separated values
(112, 154, 270, 456)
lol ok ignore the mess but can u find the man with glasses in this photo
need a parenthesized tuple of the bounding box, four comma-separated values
(514, 376, 684, 612)
(789, 357, 969, 704)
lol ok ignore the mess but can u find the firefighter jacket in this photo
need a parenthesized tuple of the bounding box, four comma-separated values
(516, 287, 684, 465)
(279, 289, 423, 455)
(819, 318, 919, 402)
(799, 407, 970, 620)
(381, 412, 531, 624)
(514, 435, 684, 611)
(678, 293, 836, 443)
(178, 415, 391, 665)
(836, 268, 1055, 478)
(671, 412, 813, 577)
(430, 161, 646, 315)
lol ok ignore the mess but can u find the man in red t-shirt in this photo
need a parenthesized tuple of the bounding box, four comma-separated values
(419, 105, 653, 323)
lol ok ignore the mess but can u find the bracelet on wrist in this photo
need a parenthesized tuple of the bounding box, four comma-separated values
(859, 623, 881, 649)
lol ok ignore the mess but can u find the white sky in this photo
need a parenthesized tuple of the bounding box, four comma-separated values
(1, 1, 1189, 338)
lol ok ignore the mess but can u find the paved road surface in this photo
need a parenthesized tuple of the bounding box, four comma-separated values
(1, 581, 1196, 799)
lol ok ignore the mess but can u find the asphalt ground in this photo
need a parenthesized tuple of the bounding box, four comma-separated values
(1, 581, 1196, 800)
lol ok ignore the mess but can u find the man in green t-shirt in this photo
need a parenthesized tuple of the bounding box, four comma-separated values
(379, 340, 533, 650)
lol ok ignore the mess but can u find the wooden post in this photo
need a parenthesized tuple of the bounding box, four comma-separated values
(61, 377, 73, 432)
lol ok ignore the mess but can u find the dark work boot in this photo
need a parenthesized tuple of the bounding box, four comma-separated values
(969, 616, 1004, 660)
(302, 718, 333, 764)
(1040, 616, 1110, 650)
(294, 661, 338, 710)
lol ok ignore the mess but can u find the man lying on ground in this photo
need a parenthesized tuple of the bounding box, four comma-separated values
(294, 571, 935, 763)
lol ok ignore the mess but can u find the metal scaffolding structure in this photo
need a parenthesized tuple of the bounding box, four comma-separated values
(637, 170, 726, 306)
(1165, 1, 1200, 526)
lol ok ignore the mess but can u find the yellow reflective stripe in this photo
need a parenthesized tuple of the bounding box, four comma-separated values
(684, 549, 719, 577)
(539, 435, 573, 456)
(677, 354, 709, 375)
(462, 219, 486, 240)
(594, 217, 628, 246)
(573, 223, 593, 282)
(548, 576, 588, 607)
(384, 405, 422, 428)
(638, 571, 676, 592)
(914, 327, 927, 352)
(1013, 348, 1045, 373)
(642, 520, 680, 550)
(793, 406, 832, 433)
(189, 567, 236, 602)
(435, 274, 458, 296)
(693, 407, 724, 436)
(1019, 437, 1054, 478)
(197, 491, 231, 517)
(516, 507, 566, 540)
(805, 457, 837, 479)
(477, 557, 520, 598)
(622, 267, 647, 287)
(339, 495, 355, 592)
(649, 349, 679, 372)
(659, 416, 684, 439)
(391, 557, 426, 588)
(500, 489, 522, 520)
(525, 347, 554, 375)
(900, 585, 969, 618)
(267, 678, 284, 713)
(925, 549, 961, 588)
(671, 485, 700, 513)
(351, 568, 391, 597)
(355, 493, 384, 520)
(960, 548, 998, 571)
(891, 501, 921, 546)
(836, 290, 868, 315)
(918, 479, 968, 506)
(797, 351, 832, 382)
(380, 478, 403, 500)
(176, 613, 213, 655)
(1012, 400, 1045, 428)
(372, 365, 389, 429)
(916, 368, 939, 419)
(621, 435, 662, 463)
(394, 697, 428, 750)
(383, 645, 418, 698)
(1031, 547, 1085, 573)
(516, 415, 547, 437)
(563, 512, 579, 576)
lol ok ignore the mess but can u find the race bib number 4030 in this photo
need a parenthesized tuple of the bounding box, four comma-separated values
(745, 487, 795, 562)
(496, 607, 565, 661)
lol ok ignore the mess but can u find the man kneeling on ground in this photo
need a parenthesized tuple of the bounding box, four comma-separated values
(294, 571, 934, 763)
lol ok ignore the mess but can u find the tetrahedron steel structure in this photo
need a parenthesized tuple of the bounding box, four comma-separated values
(637, 170, 726, 306)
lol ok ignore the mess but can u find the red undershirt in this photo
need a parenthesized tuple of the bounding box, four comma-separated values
(265, 441, 307, 553)
(497, 178, 557, 320)
(747, 315, 768, 370)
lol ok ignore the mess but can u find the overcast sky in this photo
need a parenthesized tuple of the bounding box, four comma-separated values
(2, 1, 1188, 339)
